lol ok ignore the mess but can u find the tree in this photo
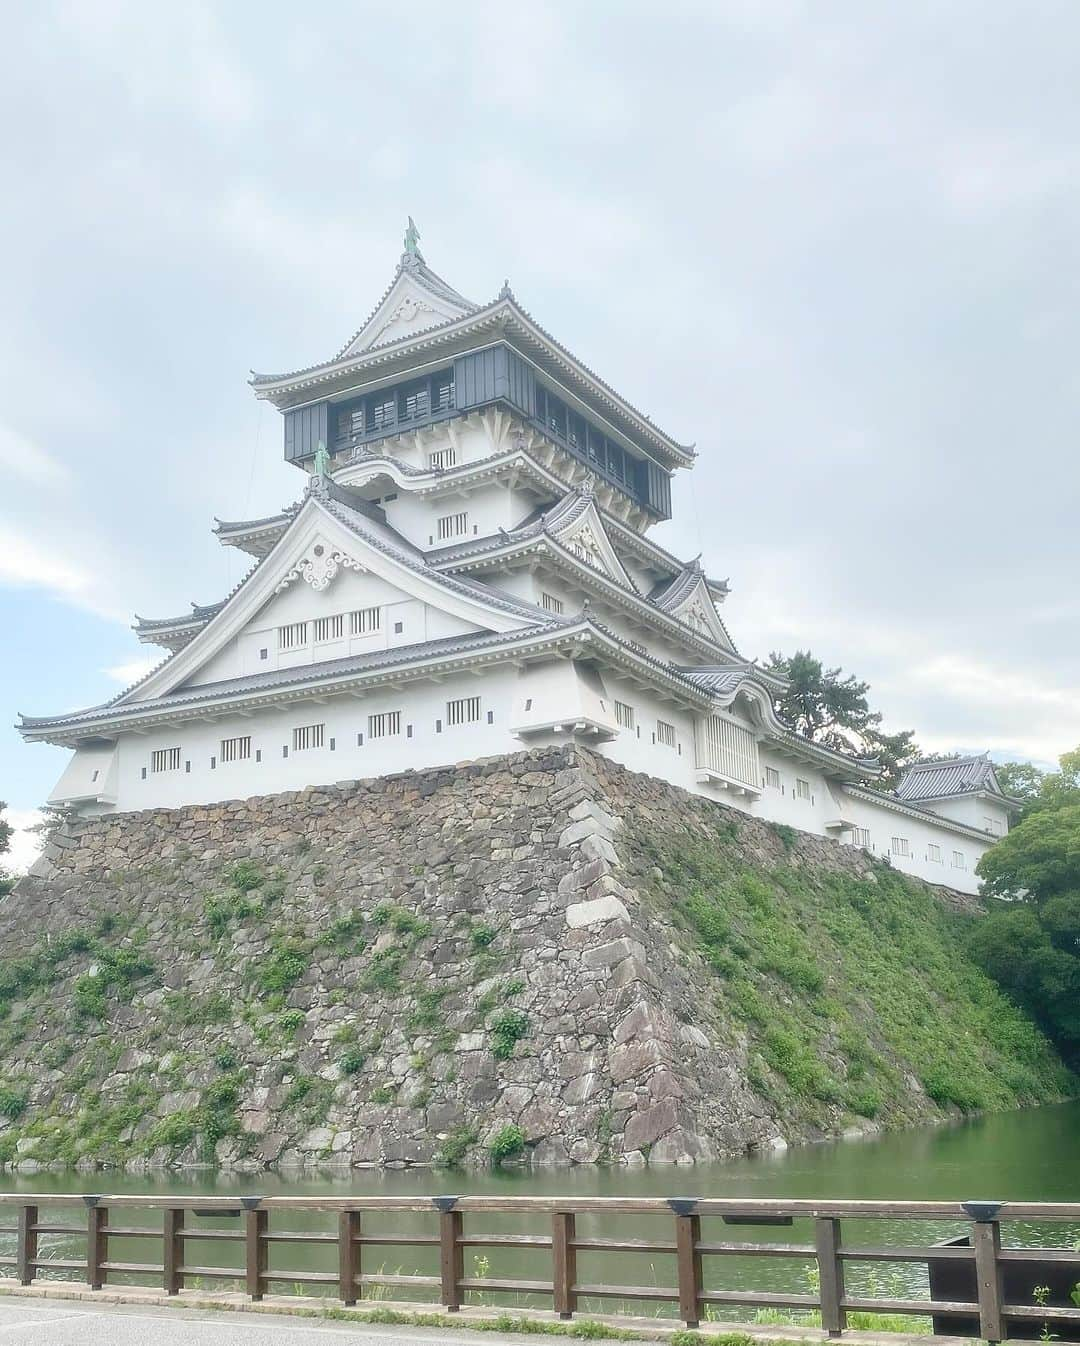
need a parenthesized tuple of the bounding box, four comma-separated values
(764, 650, 920, 790)
(993, 761, 1047, 811)
(0, 803, 12, 899)
(968, 745, 1080, 1063)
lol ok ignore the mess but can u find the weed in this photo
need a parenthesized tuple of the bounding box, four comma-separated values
(488, 1123, 525, 1161)
(490, 1009, 529, 1060)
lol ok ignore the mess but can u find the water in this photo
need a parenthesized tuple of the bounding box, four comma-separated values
(3, 1101, 1078, 1318)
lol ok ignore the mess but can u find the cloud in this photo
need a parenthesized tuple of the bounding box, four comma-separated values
(3, 809, 44, 876)
(0, 424, 71, 486)
(104, 656, 161, 684)
(0, 525, 125, 624)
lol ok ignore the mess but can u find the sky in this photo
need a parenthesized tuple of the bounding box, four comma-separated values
(2, 0, 1079, 870)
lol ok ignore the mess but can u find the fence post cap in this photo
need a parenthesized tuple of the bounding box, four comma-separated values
(240, 1196, 263, 1210)
(667, 1197, 699, 1216)
(81, 1195, 101, 1208)
(961, 1200, 1003, 1222)
(432, 1196, 460, 1212)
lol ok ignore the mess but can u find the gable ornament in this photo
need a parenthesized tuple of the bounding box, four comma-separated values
(275, 544, 366, 594)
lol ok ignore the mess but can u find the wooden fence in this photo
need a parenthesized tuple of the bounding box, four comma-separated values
(1, 1195, 1079, 1341)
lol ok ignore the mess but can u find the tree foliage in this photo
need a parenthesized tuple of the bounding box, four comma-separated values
(969, 746, 1080, 1064)
(764, 650, 920, 790)
(0, 804, 12, 899)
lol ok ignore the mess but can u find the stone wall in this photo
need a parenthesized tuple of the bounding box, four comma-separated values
(0, 747, 1059, 1171)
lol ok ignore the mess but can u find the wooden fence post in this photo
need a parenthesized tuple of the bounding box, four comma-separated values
(671, 1201, 702, 1329)
(435, 1198, 463, 1312)
(163, 1207, 184, 1295)
(966, 1205, 1005, 1344)
(338, 1209, 361, 1306)
(16, 1204, 37, 1287)
(245, 1205, 268, 1301)
(815, 1217, 847, 1337)
(552, 1211, 578, 1319)
(86, 1201, 106, 1290)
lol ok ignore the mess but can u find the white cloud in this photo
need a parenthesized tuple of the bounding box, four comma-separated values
(3, 809, 44, 877)
(104, 656, 161, 684)
(0, 424, 70, 486)
(0, 525, 126, 624)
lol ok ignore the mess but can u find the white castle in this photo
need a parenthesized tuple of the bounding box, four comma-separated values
(20, 232, 1017, 894)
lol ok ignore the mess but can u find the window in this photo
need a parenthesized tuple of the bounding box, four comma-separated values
(278, 621, 307, 651)
(429, 447, 456, 470)
(437, 512, 469, 540)
(614, 700, 635, 730)
(292, 724, 325, 752)
(313, 614, 344, 643)
(927, 843, 942, 863)
(350, 606, 381, 636)
(656, 719, 677, 749)
(764, 767, 781, 790)
(368, 711, 401, 739)
(891, 836, 911, 858)
(796, 778, 812, 801)
(984, 816, 1003, 835)
(220, 736, 251, 764)
(400, 381, 429, 421)
(371, 396, 395, 429)
(952, 850, 966, 870)
(851, 827, 871, 848)
(446, 696, 481, 726)
(150, 747, 181, 773)
(542, 592, 564, 614)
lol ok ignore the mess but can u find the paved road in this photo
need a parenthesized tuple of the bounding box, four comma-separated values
(0, 1298, 541, 1345)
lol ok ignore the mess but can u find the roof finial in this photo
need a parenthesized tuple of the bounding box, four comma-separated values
(499, 278, 513, 300)
(403, 215, 422, 261)
(312, 440, 332, 484)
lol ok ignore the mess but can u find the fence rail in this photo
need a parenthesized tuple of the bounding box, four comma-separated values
(0, 1195, 1079, 1341)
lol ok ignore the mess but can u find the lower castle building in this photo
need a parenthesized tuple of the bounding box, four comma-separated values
(19, 232, 1018, 894)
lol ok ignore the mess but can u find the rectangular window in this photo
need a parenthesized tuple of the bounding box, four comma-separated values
(928, 842, 942, 863)
(350, 606, 381, 636)
(436, 511, 469, 540)
(764, 766, 781, 790)
(891, 836, 911, 858)
(429, 447, 456, 470)
(542, 592, 564, 614)
(292, 723, 325, 752)
(368, 710, 401, 739)
(220, 736, 251, 764)
(277, 621, 308, 651)
(796, 778, 812, 800)
(656, 719, 677, 749)
(150, 747, 181, 773)
(614, 700, 635, 730)
(371, 396, 395, 429)
(851, 827, 871, 848)
(313, 614, 344, 643)
(446, 696, 481, 727)
(985, 816, 1002, 835)
(696, 714, 760, 788)
(952, 850, 966, 869)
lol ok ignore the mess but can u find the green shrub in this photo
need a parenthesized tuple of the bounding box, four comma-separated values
(214, 1048, 238, 1070)
(256, 940, 309, 995)
(149, 1111, 198, 1149)
(408, 989, 444, 1029)
(284, 1076, 317, 1108)
(490, 1009, 529, 1060)
(339, 1047, 366, 1076)
(470, 923, 497, 950)
(488, 1123, 525, 1161)
(434, 1124, 478, 1168)
(370, 1085, 396, 1105)
(372, 904, 431, 939)
(279, 1008, 305, 1034)
(225, 860, 264, 892)
(0, 1086, 27, 1121)
(361, 948, 404, 994)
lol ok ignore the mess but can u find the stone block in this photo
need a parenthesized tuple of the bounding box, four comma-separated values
(565, 894, 630, 928)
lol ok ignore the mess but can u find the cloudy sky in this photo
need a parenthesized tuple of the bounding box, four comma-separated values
(2, 0, 1078, 867)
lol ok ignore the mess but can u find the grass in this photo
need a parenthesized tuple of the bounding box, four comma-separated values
(630, 822, 1072, 1128)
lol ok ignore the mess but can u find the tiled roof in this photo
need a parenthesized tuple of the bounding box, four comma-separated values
(134, 601, 225, 633)
(18, 627, 554, 733)
(896, 754, 1005, 803)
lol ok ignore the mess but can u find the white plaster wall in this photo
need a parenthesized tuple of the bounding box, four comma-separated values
(841, 792, 989, 894)
(109, 666, 523, 811)
(920, 793, 1010, 839)
(185, 568, 482, 689)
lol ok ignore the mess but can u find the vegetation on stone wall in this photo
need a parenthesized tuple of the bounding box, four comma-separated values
(628, 820, 1071, 1130)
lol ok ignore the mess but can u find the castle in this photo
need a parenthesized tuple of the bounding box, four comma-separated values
(19, 230, 1017, 894)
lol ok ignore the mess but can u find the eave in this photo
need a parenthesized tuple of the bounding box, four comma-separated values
(842, 785, 1004, 843)
(250, 300, 693, 470)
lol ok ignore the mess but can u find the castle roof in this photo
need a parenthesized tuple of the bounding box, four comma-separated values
(896, 754, 1019, 808)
